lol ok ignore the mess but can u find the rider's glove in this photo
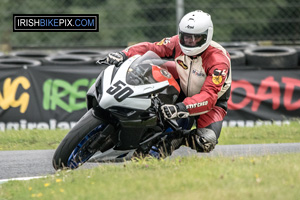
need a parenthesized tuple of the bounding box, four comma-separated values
(103, 51, 127, 67)
(161, 102, 189, 119)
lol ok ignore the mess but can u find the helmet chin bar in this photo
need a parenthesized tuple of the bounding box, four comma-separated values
(180, 43, 209, 56)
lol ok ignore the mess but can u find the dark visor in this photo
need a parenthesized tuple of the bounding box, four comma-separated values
(179, 31, 208, 47)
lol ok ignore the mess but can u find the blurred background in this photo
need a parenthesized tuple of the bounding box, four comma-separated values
(1, 0, 299, 50)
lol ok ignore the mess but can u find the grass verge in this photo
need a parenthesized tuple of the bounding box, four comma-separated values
(0, 121, 299, 151)
(219, 120, 300, 144)
(1, 154, 300, 200)
(0, 129, 68, 150)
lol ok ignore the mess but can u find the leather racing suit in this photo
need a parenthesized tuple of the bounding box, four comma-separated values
(122, 35, 231, 152)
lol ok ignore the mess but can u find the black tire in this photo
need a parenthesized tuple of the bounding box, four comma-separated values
(10, 50, 51, 63)
(0, 58, 41, 68)
(52, 109, 105, 170)
(58, 49, 107, 58)
(220, 42, 257, 52)
(44, 55, 93, 66)
(245, 46, 298, 69)
(294, 46, 300, 65)
(58, 49, 110, 66)
(228, 50, 246, 68)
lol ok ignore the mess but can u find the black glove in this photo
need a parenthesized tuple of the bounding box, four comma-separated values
(96, 51, 127, 67)
(161, 102, 189, 119)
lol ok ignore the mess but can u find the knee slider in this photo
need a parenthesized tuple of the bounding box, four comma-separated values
(195, 128, 217, 152)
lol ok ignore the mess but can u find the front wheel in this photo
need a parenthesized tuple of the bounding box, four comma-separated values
(52, 109, 111, 170)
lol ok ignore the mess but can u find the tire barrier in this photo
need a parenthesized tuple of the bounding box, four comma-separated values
(0, 52, 15, 59)
(44, 55, 93, 66)
(244, 46, 298, 69)
(2, 46, 299, 69)
(0, 58, 41, 68)
(58, 49, 107, 58)
(227, 50, 246, 68)
(10, 51, 51, 63)
(58, 49, 109, 65)
(0, 51, 15, 59)
(0, 55, 15, 59)
(294, 46, 300, 66)
(220, 42, 257, 52)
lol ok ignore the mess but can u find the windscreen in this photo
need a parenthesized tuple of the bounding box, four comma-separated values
(126, 51, 169, 86)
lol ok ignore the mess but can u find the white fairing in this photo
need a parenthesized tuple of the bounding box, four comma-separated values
(99, 55, 169, 110)
(90, 53, 173, 162)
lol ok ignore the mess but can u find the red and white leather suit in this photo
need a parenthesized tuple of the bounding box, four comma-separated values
(122, 35, 231, 129)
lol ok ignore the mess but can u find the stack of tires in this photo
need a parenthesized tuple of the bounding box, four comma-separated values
(221, 42, 256, 69)
(0, 51, 44, 68)
(221, 42, 299, 70)
(1, 46, 299, 70)
(244, 46, 298, 70)
(0, 49, 115, 69)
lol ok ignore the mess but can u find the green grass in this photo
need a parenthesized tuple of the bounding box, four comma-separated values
(0, 129, 68, 151)
(219, 120, 300, 145)
(0, 122, 300, 199)
(0, 121, 299, 151)
(1, 154, 300, 200)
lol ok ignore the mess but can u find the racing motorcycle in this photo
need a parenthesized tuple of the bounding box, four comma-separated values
(52, 51, 192, 170)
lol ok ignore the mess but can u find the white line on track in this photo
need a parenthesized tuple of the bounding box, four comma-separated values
(0, 176, 46, 185)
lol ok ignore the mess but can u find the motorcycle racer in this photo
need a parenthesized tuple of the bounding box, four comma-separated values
(100, 10, 231, 155)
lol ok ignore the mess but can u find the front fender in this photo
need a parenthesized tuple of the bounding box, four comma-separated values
(86, 82, 96, 110)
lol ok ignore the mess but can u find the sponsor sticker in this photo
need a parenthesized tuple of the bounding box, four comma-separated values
(156, 38, 171, 45)
(176, 59, 188, 70)
(192, 69, 205, 77)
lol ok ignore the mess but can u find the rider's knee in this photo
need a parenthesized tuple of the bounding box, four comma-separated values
(186, 128, 217, 153)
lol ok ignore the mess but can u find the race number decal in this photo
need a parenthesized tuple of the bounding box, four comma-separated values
(106, 80, 134, 102)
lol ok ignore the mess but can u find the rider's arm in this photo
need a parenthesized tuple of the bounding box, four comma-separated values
(122, 36, 178, 59)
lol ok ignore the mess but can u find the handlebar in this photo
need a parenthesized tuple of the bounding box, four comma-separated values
(151, 96, 182, 132)
(151, 95, 194, 137)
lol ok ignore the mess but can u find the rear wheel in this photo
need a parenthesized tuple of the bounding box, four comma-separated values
(52, 109, 113, 170)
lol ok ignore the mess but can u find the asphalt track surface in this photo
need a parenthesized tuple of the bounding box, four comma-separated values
(1, 143, 300, 180)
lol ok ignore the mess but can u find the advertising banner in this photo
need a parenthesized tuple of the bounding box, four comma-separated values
(0, 65, 103, 131)
(225, 69, 300, 126)
(1, 66, 300, 130)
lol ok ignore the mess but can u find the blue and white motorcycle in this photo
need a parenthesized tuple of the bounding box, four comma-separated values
(52, 51, 189, 170)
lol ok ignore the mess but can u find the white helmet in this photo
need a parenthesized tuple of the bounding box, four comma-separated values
(178, 10, 213, 56)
